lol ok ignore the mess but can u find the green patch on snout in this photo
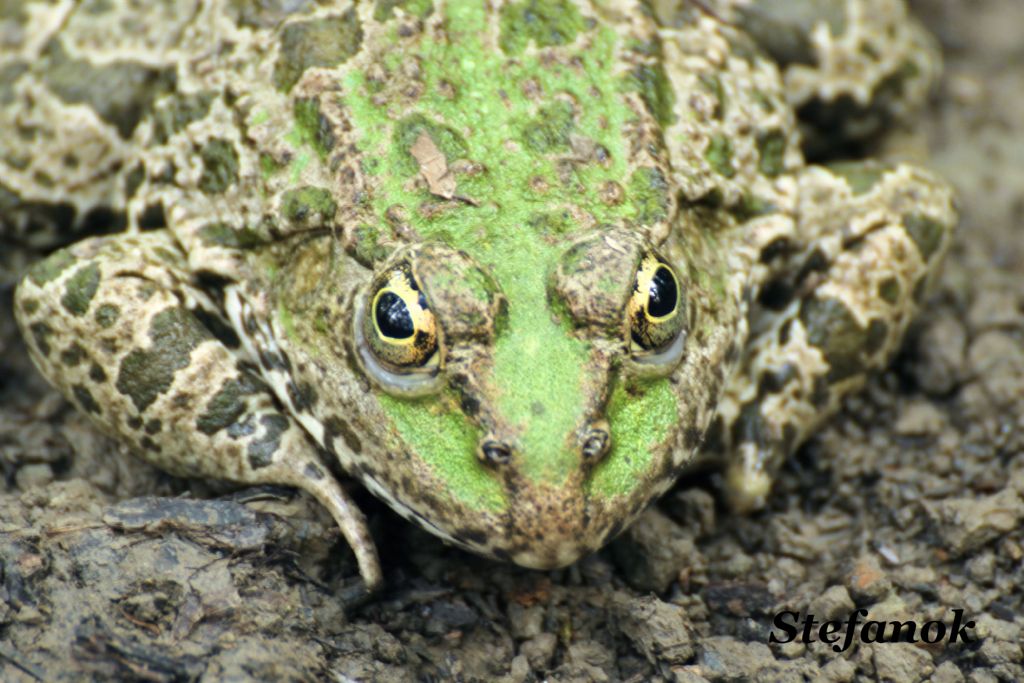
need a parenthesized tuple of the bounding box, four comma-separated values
(490, 260, 591, 486)
(588, 378, 678, 499)
(379, 394, 505, 512)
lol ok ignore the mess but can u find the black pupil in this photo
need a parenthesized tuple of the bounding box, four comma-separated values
(376, 291, 415, 339)
(647, 266, 677, 318)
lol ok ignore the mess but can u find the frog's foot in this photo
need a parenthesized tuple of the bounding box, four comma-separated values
(716, 162, 956, 511)
(14, 231, 383, 590)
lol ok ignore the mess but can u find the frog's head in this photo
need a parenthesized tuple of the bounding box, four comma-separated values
(340, 225, 735, 568)
(265, 0, 743, 566)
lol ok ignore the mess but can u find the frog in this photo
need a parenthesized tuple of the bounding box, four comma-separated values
(7, 0, 956, 591)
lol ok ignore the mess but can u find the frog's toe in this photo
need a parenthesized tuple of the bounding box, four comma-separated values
(724, 444, 774, 513)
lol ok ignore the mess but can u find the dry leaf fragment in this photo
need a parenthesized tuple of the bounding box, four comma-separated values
(410, 131, 456, 199)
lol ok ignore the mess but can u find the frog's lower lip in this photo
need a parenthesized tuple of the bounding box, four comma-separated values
(510, 542, 594, 570)
(488, 479, 613, 569)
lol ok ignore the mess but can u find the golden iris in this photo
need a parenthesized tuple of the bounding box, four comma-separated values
(366, 265, 438, 368)
(627, 254, 684, 351)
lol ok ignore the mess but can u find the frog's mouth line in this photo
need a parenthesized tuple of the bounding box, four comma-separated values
(626, 320, 688, 374)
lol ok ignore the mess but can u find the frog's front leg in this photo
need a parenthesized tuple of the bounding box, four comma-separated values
(715, 162, 956, 510)
(14, 231, 382, 589)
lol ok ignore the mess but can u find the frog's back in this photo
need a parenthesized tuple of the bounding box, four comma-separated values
(2, 0, 799, 264)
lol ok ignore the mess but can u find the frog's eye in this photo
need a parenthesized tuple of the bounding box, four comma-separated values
(365, 265, 438, 368)
(355, 264, 443, 396)
(627, 254, 687, 362)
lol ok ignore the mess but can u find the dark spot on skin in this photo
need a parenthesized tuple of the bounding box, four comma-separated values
(94, 303, 120, 328)
(89, 363, 107, 383)
(878, 277, 901, 305)
(41, 43, 176, 138)
(60, 263, 101, 316)
(27, 249, 75, 285)
(757, 129, 787, 177)
(273, 10, 364, 92)
(29, 322, 53, 357)
(797, 248, 829, 283)
(811, 376, 830, 408)
(127, 415, 144, 430)
(683, 426, 703, 450)
(137, 282, 158, 300)
(865, 319, 888, 355)
(19, 298, 39, 316)
(287, 381, 317, 412)
(732, 401, 767, 449)
(828, 162, 885, 195)
(196, 374, 265, 435)
(248, 414, 290, 469)
(72, 384, 101, 415)
(324, 416, 363, 455)
(758, 280, 793, 311)
(628, 167, 671, 226)
(800, 297, 867, 384)
(782, 423, 797, 455)
(759, 237, 791, 263)
(228, 414, 257, 439)
(192, 307, 241, 348)
(912, 275, 928, 304)
(144, 419, 162, 435)
(705, 134, 736, 178)
(304, 462, 325, 480)
(492, 548, 512, 562)
(60, 343, 86, 367)
(735, 0, 846, 66)
(499, 0, 584, 54)
(258, 348, 290, 372)
(294, 98, 335, 159)
(197, 223, 264, 250)
(198, 138, 239, 194)
(460, 394, 480, 417)
(151, 91, 214, 145)
(281, 186, 337, 227)
(116, 307, 211, 412)
(903, 213, 945, 261)
(698, 73, 726, 119)
(778, 318, 792, 345)
(140, 436, 160, 453)
(520, 99, 575, 153)
(724, 341, 740, 365)
(757, 363, 797, 396)
(0, 60, 27, 106)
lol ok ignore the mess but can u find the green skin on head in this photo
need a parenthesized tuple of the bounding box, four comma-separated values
(264, 1, 738, 564)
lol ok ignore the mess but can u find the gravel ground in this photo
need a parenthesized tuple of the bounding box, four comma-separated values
(2, 1, 1023, 681)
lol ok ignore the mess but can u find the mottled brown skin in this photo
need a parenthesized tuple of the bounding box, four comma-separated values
(9, 0, 955, 589)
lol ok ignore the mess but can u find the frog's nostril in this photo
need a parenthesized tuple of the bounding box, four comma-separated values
(478, 439, 512, 466)
(581, 421, 611, 461)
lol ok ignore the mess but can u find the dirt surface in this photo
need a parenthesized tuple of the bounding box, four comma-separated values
(2, 2, 1023, 681)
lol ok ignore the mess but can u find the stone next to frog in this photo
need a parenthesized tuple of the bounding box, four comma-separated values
(7, 0, 956, 590)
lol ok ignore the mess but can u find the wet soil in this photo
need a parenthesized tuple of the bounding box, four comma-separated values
(2, 1, 1023, 681)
